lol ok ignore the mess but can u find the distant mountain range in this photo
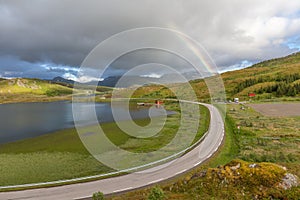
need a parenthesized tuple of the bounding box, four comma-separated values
(52, 76, 75, 85)
(51, 75, 158, 87)
(51, 72, 203, 88)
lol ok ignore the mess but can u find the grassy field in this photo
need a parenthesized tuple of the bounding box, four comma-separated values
(248, 102, 300, 117)
(0, 102, 209, 186)
(108, 105, 300, 199)
(0, 126, 110, 186)
(227, 103, 300, 173)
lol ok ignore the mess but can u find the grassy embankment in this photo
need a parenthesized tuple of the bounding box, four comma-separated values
(0, 78, 112, 104)
(108, 105, 299, 200)
(0, 101, 209, 188)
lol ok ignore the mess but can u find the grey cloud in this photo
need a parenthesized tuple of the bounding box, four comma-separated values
(0, 0, 300, 79)
(0, 0, 166, 66)
(0, 56, 79, 79)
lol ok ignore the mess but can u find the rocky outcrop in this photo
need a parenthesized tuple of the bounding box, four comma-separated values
(278, 173, 299, 190)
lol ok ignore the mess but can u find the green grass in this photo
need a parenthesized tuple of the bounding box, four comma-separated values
(0, 127, 89, 154)
(205, 115, 240, 167)
(0, 102, 209, 187)
(109, 109, 300, 200)
(227, 104, 300, 167)
(0, 126, 112, 186)
(192, 105, 210, 144)
(0, 78, 76, 104)
(0, 78, 73, 95)
(0, 152, 108, 186)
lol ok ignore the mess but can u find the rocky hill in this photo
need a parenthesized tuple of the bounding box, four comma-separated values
(0, 78, 73, 103)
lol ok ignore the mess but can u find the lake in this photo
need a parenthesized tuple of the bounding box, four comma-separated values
(0, 101, 169, 144)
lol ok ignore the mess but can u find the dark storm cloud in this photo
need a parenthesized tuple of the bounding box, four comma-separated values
(0, 56, 78, 79)
(0, 0, 300, 80)
(0, 0, 171, 66)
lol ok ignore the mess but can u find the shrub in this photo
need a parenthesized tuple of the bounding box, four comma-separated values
(92, 191, 104, 200)
(148, 186, 166, 200)
(45, 89, 59, 97)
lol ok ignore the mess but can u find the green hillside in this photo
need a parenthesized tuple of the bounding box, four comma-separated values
(128, 52, 300, 101)
(222, 52, 300, 100)
(0, 78, 74, 103)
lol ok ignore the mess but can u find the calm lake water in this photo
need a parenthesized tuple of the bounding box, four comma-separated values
(0, 101, 169, 144)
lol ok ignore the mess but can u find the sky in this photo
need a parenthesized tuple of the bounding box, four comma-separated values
(0, 0, 300, 82)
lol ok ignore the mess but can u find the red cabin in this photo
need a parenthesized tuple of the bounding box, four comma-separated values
(248, 93, 256, 97)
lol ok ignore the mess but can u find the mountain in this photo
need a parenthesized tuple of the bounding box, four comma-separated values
(51, 76, 124, 87)
(87, 75, 166, 87)
(129, 52, 300, 101)
(98, 76, 121, 87)
(98, 75, 165, 87)
(52, 76, 75, 85)
(92, 73, 200, 87)
(221, 52, 300, 99)
(191, 51, 300, 100)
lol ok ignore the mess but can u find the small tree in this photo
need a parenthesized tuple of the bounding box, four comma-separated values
(148, 186, 165, 200)
(92, 191, 104, 200)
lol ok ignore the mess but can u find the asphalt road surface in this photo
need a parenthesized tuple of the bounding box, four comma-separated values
(0, 102, 224, 200)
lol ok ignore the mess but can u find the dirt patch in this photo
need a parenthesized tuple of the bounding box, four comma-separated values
(248, 103, 300, 117)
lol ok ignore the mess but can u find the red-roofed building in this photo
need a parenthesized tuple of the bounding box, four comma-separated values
(248, 93, 256, 97)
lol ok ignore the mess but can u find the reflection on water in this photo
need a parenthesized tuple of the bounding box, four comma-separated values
(0, 101, 170, 144)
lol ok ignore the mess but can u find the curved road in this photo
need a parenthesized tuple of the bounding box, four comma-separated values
(0, 102, 224, 200)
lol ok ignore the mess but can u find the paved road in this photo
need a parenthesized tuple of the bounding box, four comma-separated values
(0, 103, 224, 200)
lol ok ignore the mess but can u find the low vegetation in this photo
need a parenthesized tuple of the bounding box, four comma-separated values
(227, 103, 300, 176)
(0, 102, 209, 187)
(147, 186, 166, 200)
(0, 78, 73, 103)
(108, 110, 300, 200)
(222, 52, 300, 99)
(93, 191, 105, 200)
(108, 159, 299, 199)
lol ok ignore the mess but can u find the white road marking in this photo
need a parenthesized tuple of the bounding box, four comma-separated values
(218, 140, 222, 146)
(75, 196, 92, 200)
(113, 187, 133, 193)
(148, 178, 163, 185)
(175, 169, 187, 175)
(194, 161, 202, 167)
